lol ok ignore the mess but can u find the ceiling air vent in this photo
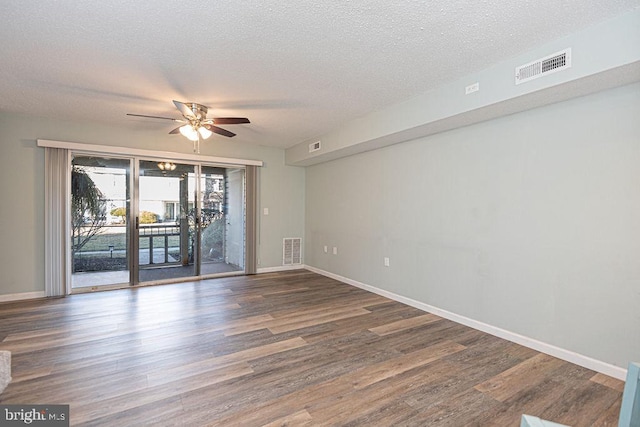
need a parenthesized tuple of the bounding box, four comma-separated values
(515, 48, 571, 85)
(283, 238, 302, 265)
(309, 141, 321, 153)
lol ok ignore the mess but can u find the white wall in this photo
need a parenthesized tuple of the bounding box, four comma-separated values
(0, 113, 305, 296)
(305, 83, 640, 370)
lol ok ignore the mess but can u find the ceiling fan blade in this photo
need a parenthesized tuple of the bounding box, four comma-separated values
(203, 124, 236, 138)
(212, 117, 251, 125)
(127, 113, 184, 122)
(169, 126, 182, 134)
(173, 100, 196, 119)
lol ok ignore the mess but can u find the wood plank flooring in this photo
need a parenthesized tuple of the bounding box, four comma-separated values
(0, 270, 624, 426)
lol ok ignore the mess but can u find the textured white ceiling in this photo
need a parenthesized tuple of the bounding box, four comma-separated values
(0, 1, 638, 148)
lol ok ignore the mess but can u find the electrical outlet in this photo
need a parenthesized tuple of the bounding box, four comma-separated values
(465, 82, 479, 95)
(332, 247, 338, 255)
(263, 207, 269, 215)
(323, 245, 328, 253)
(384, 257, 390, 267)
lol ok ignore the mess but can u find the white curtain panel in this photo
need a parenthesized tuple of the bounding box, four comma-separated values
(44, 147, 71, 296)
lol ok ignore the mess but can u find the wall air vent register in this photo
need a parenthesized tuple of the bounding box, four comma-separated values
(309, 141, 321, 153)
(515, 48, 572, 85)
(283, 238, 302, 265)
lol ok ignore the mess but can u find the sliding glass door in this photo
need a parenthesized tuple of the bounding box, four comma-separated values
(199, 166, 245, 276)
(136, 160, 197, 283)
(70, 155, 250, 289)
(71, 155, 131, 289)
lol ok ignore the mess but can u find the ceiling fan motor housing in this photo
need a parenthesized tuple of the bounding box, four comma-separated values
(186, 103, 208, 120)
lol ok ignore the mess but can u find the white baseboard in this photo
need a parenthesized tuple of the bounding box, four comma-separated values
(257, 265, 305, 274)
(304, 265, 627, 381)
(0, 291, 46, 303)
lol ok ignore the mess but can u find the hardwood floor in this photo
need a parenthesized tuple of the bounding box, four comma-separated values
(0, 270, 624, 426)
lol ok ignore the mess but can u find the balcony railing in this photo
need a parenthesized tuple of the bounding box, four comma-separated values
(139, 223, 183, 265)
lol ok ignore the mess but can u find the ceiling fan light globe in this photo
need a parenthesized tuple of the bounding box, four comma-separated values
(198, 126, 213, 139)
(179, 124, 199, 141)
(157, 162, 177, 171)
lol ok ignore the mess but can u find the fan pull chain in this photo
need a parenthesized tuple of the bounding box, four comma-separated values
(194, 134, 200, 153)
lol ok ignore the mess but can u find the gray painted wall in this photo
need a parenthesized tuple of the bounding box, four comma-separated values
(305, 83, 640, 369)
(0, 112, 305, 296)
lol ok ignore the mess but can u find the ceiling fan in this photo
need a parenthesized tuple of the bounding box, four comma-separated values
(127, 100, 250, 152)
